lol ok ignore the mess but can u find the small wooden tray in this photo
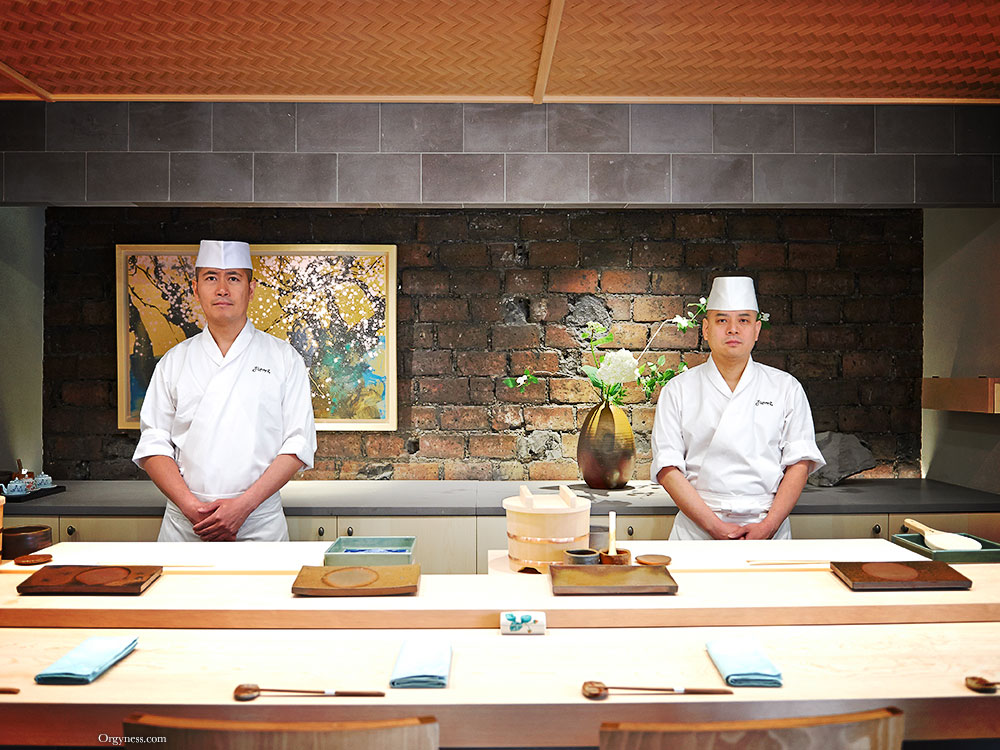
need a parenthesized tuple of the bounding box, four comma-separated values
(16, 565, 162, 595)
(891, 533, 1000, 563)
(550, 564, 678, 595)
(830, 560, 972, 591)
(292, 564, 420, 596)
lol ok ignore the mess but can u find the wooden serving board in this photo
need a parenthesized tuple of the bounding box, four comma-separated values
(291, 564, 420, 596)
(830, 560, 972, 591)
(550, 564, 678, 595)
(16, 565, 162, 595)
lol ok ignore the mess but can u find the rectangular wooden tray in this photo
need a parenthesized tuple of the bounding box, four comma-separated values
(16, 565, 162, 595)
(830, 560, 972, 591)
(292, 564, 420, 596)
(891, 533, 1000, 563)
(550, 564, 678, 595)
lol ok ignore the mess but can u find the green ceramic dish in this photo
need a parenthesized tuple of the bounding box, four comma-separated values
(890, 533, 1000, 562)
(324, 536, 416, 567)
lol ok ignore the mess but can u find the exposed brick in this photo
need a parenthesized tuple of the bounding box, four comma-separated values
(440, 405, 490, 430)
(792, 298, 842, 324)
(808, 326, 860, 350)
(891, 406, 920, 433)
(528, 295, 569, 322)
(419, 298, 469, 322)
(685, 243, 736, 267)
(497, 379, 547, 403)
(633, 241, 683, 267)
(622, 211, 674, 240)
(418, 433, 466, 458)
(470, 376, 495, 404)
(505, 269, 545, 294)
(316, 433, 363, 457)
(443, 460, 492, 480)
(488, 242, 523, 267)
(860, 381, 913, 406)
(831, 215, 886, 242)
(844, 298, 890, 323)
(469, 211, 519, 239)
(528, 241, 578, 267)
(811, 406, 839, 432)
(843, 351, 893, 378)
(782, 215, 832, 241)
(737, 242, 786, 268)
(417, 214, 469, 242)
(841, 243, 891, 269)
(803, 380, 858, 407)
(758, 270, 806, 295)
(470, 433, 518, 458)
(607, 322, 647, 349)
(440, 243, 489, 268)
(524, 406, 575, 430)
(492, 324, 541, 350)
(788, 352, 841, 379)
(633, 296, 683, 322)
(860, 325, 920, 351)
(364, 434, 406, 458)
(396, 297, 414, 321)
(560, 432, 579, 458)
(469, 298, 503, 322)
(890, 243, 922, 270)
(758, 324, 807, 350)
(729, 214, 780, 240)
(438, 324, 489, 349)
(570, 212, 620, 239)
(511, 350, 561, 375)
(491, 405, 524, 430)
(47, 435, 103, 461)
(457, 351, 507, 375)
(549, 268, 599, 293)
(416, 377, 470, 403)
(528, 461, 580, 480)
(890, 297, 922, 324)
(859, 271, 912, 296)
(393, 462, 440, 480)
(675, 213, 725, 239)
(409, 406, 439, 429)
(413, 324, 435, 348)
(753, 352, 787, 370)
(607, 297, 631, 320)
(632, 405, 656, 431)
(648, 325, 699, 350)
(580, 241, 630, 268)
(550, 378, 601, 403)
(451, 270, 501, 295)
(650, 270, 703, 295)
(806, 271, 855, 296)
(412, 349, 453, 375)
(788, 242, 837, 270)
(495, 461, 528, 480)
(335, 460, 365, 479)
(520, 213, 568, 239)
(397, 243, 435, 266)
(839, 405, 890, 432)
(61, 381, 110, 407)
(544, 324, 579, 349)
(601, 269, 649, 293)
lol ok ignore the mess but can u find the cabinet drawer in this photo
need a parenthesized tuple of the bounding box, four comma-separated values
(617, 514, 673, 541)
(286, 516, 337, 542)
(60, 516, 162, 542)
(2, 515, 60, 543)
(790, 514, 889, 539)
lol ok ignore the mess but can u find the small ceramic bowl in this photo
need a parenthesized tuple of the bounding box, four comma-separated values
(599, 548, 631, 565)
(563, 548, 601, 565)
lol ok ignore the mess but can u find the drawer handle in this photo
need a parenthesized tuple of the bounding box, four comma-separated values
(627, 526, 634, 537)
(347, 526, 353, 536)
(872, 524, 881, 536)
(318, 526, 325, 537)
(66, 525, 76, 537)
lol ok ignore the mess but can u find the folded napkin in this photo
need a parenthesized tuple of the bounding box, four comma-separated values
(389, 639, 451, 688)
(35, 636, 138, 685)
(706, 637, 782, 688)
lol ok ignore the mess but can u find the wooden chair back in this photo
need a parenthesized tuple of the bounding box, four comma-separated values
(600, 706, 903, 750)
(124, 713, 438, 750)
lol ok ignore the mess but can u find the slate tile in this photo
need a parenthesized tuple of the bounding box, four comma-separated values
(876, 105, 954, 153)
(4, 152, 85, 202)
(630, 104, 712, 153)
(87, 153, 169, 202)
(130, 102, 211, 151)
(915, 155, 993, 204)
(381, 103, 462, 152)
(464, 104, 546, 152)
(338, 153, 420, 203)
(255, 153, 337, 202)
(672, 154, 752, 203)
(955, 106, 1000, 153)
(794, 105, 874, 153)
(0, 101, 45, 150)
(548, 104, 628, 153)
(296, 103, 379, 152)
(835, 155, 913, 204)
(714, 105, 793, 153)
(46, 102, 128, 151)
(754, 154, 834, 203)
(213, 103, 295, 152)
(506, 154, 588, 202)
(422, 154, 503, 203)
(589, 154, 670, 203)
(170, 153, 252, 202)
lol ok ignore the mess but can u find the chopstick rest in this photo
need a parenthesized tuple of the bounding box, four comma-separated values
(706, 637, 782, 688)
(35, 636, 138, 685)
(500, 611, 545, 634)
(389, 639, 451, 688)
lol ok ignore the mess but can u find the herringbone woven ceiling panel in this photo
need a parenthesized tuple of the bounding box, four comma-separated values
(548, 0, 1000, 100)
(0, 0, 549, 99)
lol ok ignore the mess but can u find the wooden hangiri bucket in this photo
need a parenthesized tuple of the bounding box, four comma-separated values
(502, 485, 590, 573)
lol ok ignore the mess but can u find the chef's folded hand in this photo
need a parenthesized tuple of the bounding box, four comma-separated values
(712, 521, 747, 540)
(192, 497, 253, 541)
(730, 522, 777, 541)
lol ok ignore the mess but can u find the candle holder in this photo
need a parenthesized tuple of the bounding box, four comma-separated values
(599, 548, 631, 565)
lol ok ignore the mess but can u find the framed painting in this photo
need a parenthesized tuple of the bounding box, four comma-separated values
(115, 244, 397, 431)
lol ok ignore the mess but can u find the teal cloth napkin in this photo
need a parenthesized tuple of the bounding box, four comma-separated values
(389, 639, 451, 688)
(706, 637, 782, 687)
(35, 636, 138, 685)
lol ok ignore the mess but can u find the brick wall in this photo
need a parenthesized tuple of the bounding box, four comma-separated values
(43, 207, 922, 481)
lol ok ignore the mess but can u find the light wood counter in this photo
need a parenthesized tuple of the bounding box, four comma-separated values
(1, 623, 998, 746)
(1, 540, 998, 629)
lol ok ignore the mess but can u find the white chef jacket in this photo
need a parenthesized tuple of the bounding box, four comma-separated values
(651, 356, 825, 540)
(132, 320, 316, 542)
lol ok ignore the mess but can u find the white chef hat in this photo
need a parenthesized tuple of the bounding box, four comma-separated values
(195, 240, 252, 269)
(706, 276, 758, 312)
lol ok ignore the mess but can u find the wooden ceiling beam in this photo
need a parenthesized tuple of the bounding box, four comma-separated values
(0, 61, 54, 102)
(533, 0, 566, 104)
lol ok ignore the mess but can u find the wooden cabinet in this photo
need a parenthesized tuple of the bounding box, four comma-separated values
(2, 515, 60, 543)
(922, 378, 1000, 413)
(286, 516, 337, 542)
(476, 516, 508, 574)
(338, 516, 476, 574)
(618, 514, 673, 541)
(60, 516, 162, 542)
(791, 514, 889, 540)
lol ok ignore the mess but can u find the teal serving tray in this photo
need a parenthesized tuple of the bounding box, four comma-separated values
(891, 533, 1000, 563)
(324, 536, 416, 567)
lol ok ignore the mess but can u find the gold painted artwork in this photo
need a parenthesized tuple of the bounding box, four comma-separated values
(116, 244, 397, 431)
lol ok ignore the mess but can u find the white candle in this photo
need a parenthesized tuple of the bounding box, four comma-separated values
(609, 511, 616, 555)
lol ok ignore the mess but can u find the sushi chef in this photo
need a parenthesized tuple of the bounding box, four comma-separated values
(132, 240, 316, 542)
(651, 276, 825, 540)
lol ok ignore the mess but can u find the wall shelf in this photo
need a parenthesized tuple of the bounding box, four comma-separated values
(922, 378, 1000, 413)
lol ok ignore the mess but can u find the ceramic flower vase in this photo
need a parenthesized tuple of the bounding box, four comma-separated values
(577, 400, 635, 490)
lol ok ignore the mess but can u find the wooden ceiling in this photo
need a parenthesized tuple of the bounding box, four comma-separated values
(2, 0, 999, 103)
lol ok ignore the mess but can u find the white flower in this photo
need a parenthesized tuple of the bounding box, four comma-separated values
(597, 349, 639, 385)
(760, 312, 770, 322)
(670, 314, 692, 331)
(516, 374, 528, 386)
(699, 297, 707, 305)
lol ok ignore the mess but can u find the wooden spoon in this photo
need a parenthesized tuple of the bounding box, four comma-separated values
(581, 681, 732, 699)
(234, 683, 384, 701)
(965, 676, 998, 694)
(903, 518, 982, 551)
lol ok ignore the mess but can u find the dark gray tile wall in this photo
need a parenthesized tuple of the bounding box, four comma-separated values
(2, 102, 998, 206)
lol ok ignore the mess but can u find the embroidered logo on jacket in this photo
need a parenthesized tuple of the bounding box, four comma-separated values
(251, 366, 271, 374)
(755, 399, 774, 406)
